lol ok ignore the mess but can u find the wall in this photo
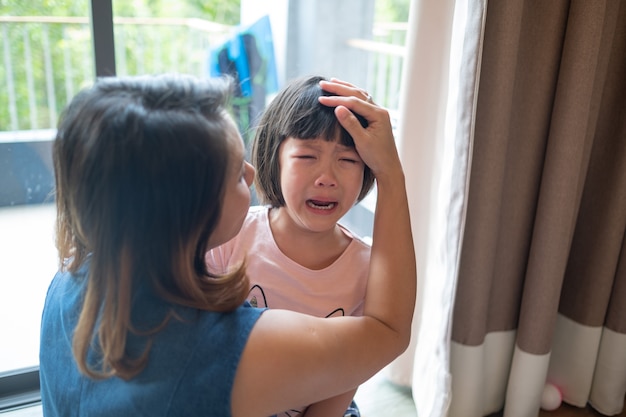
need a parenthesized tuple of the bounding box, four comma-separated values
(241, 0, 375, 88)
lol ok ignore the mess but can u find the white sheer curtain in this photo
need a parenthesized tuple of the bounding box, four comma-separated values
(384, 1, 486, 416)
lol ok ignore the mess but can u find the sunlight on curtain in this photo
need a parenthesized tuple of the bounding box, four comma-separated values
(384, 1, 485, 416)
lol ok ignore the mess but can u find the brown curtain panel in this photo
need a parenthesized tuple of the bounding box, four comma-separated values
(449, 1, 626, 416)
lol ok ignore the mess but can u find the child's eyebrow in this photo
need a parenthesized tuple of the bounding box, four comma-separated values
(292, 140, 322, 150)
(335, 144, 359, 153)
(292, 139, 357, 153)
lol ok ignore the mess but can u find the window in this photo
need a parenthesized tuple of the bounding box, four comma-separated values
(0, 0, 94, 372)
(0, 0, 407, 412)
(0, 1, 93, 410)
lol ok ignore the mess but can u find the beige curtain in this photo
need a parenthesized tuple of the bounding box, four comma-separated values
(389, 1, 626, 416)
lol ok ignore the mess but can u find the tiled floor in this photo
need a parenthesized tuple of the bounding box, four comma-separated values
(355, 369, 417, 417)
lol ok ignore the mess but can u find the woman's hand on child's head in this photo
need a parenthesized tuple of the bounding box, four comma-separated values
(321, 78, 375, 104)
(318, 79, 401, 181)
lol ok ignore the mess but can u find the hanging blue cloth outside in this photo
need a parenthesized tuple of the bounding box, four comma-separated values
(209, 15, 279, 144)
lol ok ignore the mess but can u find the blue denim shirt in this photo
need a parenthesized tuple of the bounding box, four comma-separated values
(39, 267, 263, 417)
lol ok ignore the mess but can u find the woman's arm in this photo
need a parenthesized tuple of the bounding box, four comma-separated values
(231, 80, 416, 417)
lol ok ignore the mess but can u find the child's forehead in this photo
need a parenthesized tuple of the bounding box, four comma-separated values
(287, 136, 355, 150)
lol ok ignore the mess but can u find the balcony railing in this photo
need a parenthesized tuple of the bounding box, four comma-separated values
(349, 22, 407, 114)
(0, 16, 233, 132)
(1, 16, 406, 133)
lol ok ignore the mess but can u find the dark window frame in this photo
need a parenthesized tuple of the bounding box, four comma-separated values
(0, 367, 40, 412)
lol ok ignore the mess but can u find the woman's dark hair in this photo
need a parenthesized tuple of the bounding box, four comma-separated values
(53, 73, 249, 380)
(252, 75, 376, 207)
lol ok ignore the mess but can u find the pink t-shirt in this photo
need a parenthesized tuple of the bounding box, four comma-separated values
(206, 205, 370, 318)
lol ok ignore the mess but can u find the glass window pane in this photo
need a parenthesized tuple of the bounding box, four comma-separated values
(0, 0, 408, 377)
(111, 1, 236, 79)
(0, 1, 92, 374)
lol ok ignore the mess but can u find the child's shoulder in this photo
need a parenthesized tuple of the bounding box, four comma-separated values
(242, 205, 271, 228)
(338, 224, 372, 249)
(248, 205, 269, 214)
(247, 205, 270, 219)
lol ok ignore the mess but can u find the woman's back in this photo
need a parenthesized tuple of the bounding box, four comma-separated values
(40, 266, 263, 416)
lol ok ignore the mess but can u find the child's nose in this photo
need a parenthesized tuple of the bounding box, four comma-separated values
(314, 164, 338, 187)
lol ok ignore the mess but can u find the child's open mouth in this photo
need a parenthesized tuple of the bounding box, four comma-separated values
(307, 200, 336, 210)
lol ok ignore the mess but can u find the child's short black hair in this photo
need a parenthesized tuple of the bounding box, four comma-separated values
(252, 75, 375, 207)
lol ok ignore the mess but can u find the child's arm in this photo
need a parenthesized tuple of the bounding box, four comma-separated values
(301, 389, 357, 417)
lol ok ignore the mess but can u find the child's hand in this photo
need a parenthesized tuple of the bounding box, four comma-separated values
(318, 79, 402, 182)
